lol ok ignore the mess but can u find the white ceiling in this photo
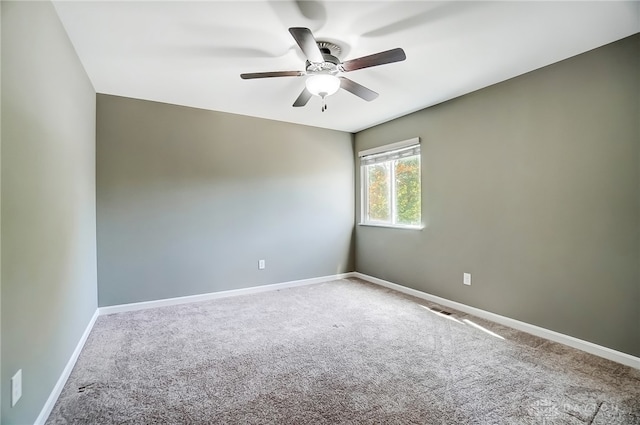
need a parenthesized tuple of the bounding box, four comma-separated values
(52, 1, 639, 133)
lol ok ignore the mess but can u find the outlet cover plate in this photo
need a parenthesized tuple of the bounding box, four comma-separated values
(258, 259, 265, 270)
(11, 369, 22, 407)
(463, 273, 472, 286)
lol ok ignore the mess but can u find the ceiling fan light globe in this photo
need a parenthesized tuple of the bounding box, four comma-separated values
(305, 74, 340, 98)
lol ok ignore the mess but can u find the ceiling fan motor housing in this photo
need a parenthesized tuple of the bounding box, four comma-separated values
(317, 41, 342, 58)
(306, 58, 339, 74)
(306, 41, 342, 75)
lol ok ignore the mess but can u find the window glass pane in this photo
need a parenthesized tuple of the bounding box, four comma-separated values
(360, 139, 421, 228)
(367, 163, 390, 222)
(394, 156, 421, 226)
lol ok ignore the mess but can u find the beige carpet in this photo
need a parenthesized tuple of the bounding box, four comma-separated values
(47, 278, 640, 424)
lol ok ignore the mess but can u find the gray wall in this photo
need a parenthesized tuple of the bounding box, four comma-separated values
(1, 2, 97, 424)
(355, 34, 640, 357)
(96, 95, 354, 306)
(0, 1, 3, 417)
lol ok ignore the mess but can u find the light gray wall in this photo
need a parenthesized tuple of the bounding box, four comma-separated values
(97, 95, 354, 306)
(1, 2, 97, 424)
(0, 2, 3, 418)
(355, 34, 640, 357)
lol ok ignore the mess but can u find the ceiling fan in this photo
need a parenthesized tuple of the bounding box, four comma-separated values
(240, 27, 406, 112)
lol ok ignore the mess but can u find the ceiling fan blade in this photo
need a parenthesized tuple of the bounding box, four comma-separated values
(288, 27, 324, 63)
(339, 77, 379, 101)
(293, 88, 312, 107)
(340, 48, 406, 72)
(294, 0, 326, 23)
(240, 71, 304, 79)
(358, 2, 471, 38)
(267, 1, 326, 34)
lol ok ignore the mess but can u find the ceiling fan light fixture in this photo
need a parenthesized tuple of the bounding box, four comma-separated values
(305, 74, 340, 98)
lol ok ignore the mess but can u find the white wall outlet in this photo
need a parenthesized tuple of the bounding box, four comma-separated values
(463, 273, 472, 286)
(11, 369, 22, 407)
(258, 259, 265, 270)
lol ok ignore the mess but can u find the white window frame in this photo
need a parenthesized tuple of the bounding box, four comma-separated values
(359, 137, 422, 230)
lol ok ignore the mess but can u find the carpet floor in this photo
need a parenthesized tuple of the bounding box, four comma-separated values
(47, 278, 639, 424)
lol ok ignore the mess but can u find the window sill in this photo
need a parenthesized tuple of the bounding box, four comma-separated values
(358, 223, 424, 231)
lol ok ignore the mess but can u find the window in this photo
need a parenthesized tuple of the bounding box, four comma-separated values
(359, 138, 421, 229)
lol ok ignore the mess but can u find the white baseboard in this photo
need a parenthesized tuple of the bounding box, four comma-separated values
(98, 273, 355, 315)
(353, 272, 640, 370)
(34, 309, 100, 425)
(38, 271, 637, 425)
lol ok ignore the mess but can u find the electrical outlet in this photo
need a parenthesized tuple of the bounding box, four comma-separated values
(11, 369, 22, 407)
(463, 273, 471, 286)
(258, 259, 265, 270)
